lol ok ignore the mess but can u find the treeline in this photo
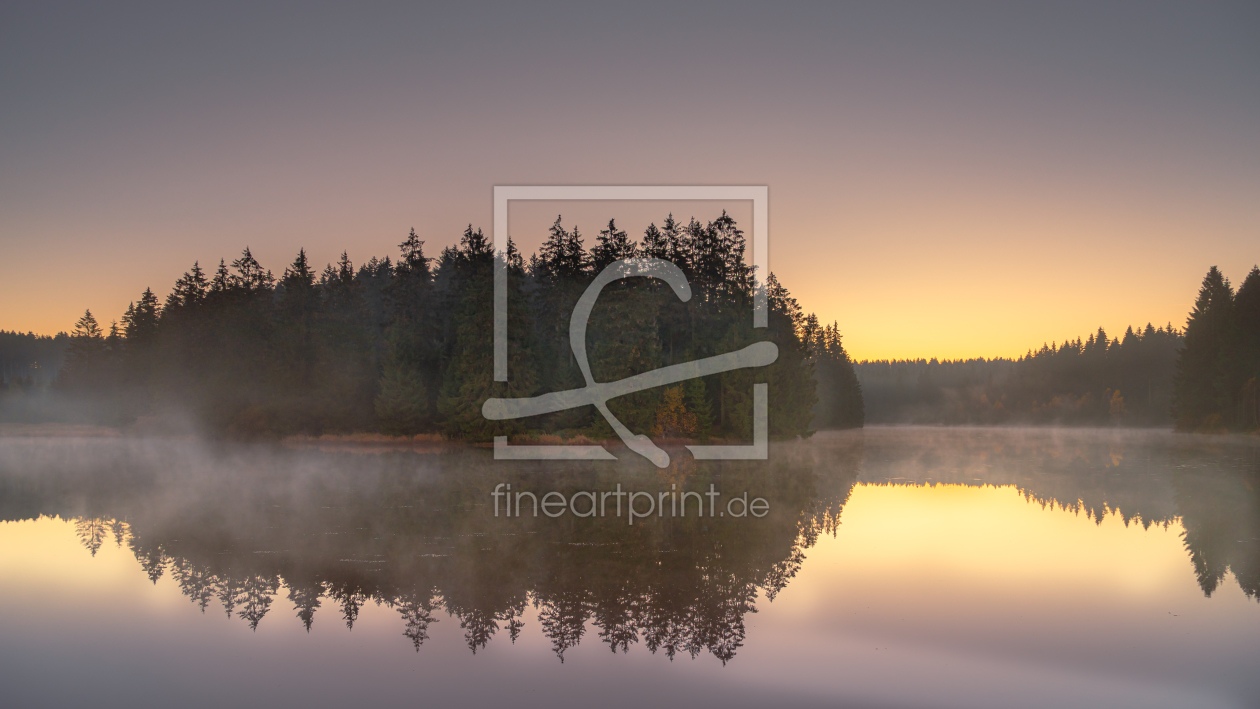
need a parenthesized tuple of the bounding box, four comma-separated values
(856, 323, 1183, 425)
(855, 263, 1260, 430)
(0, 330, 68, 389)
(24, 213, 863, 437)
(1173, 266, 1260, 431)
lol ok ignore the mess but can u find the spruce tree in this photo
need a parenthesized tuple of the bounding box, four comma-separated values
(585, 263, 663, 437)
(809, 319, 864, 429)
(169, 262, 208, 310)
(118, 287, 161, 413)
(276, 249, 319, 403)
(1232, 266, 1260, 428)
(1173, 266, 1235, 430)
(530, 217, 591, 430)
(313, 251, 375, 431)
(763, 274, 817, 437)
(378, 229, 436, 434)
(59, 310, 106, 393)
(438, 227, 537, 440)
(590, 219, 637, 272)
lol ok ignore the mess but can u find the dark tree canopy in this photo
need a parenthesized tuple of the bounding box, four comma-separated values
(9, 214, 859, 440)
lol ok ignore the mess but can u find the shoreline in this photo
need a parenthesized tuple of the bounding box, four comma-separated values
(1, 422, 1255, 442)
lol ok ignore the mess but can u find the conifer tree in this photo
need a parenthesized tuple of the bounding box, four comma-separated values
(311, 251, 375, 431)
(1173, 266, 1235, 430)
(590, 219, 637, 272)
(583, 225, 682, 437)
(641, 214, 688, 272)
(210, 259, 231, 294)
(59, 310, 107, 394)
(276, 249, 319, 400)
(537, 216, 590, 281)
(122, 289, 160, 344)
(1231, 266, 1260, 428)
(150, 262, 213, 426)
(809, 318, 864, 429)
(119, 287, 160, 411)
(231, 247, 274, 292)
(642, 215, 690, 367)
(762, 274, 817, 437)
(438, 226, 537, 440)
(378, 229, 436, 434)
(530, 217, 591, 430)
(165, 262, 208, 311)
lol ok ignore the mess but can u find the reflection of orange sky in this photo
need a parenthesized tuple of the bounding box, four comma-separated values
(745, 483, 1260, 707)
(779, 483, 1190, 610)
(3, 483, 1259, 708)
(0, 484, 1238, 617)
(0, 517, 172, 607)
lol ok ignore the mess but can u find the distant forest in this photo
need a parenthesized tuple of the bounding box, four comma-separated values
(857, 324, 1183, 426)
(856, 265, 1260, 431)
(0, 330, 67, 388)
(0, 214, 864, 439)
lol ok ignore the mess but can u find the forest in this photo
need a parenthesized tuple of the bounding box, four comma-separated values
(0, 214, 864, 439)
(3, 231, 1255, 434)
(854, 265, 1260, 431)
(0, 330, 67, 389)
(856, 324, 1184, 426)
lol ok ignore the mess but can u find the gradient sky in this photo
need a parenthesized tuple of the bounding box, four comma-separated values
(2, 2, 1257, 360)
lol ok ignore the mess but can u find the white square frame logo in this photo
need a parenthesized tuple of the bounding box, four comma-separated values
(491, 185, 770, 462)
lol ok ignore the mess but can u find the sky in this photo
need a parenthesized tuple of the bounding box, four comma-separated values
(1, 1, 1257, 360)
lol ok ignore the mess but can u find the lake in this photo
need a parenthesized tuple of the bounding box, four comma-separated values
(0, 427, 1257, 708)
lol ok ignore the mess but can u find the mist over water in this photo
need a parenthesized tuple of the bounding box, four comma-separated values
(1, 427, 1258, 708)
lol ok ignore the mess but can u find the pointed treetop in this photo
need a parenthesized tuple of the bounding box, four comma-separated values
(284, 248, 315, 288)
(73, 310, 102, 339)
(538, 216, 588, 280)
(591, 218, 637, 271)
(399, 228, 429, 270)
(170, 262, 209, 309)
(231, 247, 274, 291)
(211, 259, 231, 292)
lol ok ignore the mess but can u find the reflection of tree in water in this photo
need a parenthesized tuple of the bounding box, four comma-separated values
(74, 518, 112, 557)
(857, 427, 1260, 600)
(328, 584, 370, 631)
(858, 428, 1181, 530)
(217, 576, 246, 620)
(287, 579, 325, 632)
(1174, 446, 1260, 599)
(134, 538, 167, 584)
(236, 575, 281, 631)
(170, 559, 217, 612)
(11, 439, 860, 664)
(10, 429, 1259, 663)
(395, 591, 440, 651)
(537, 591, 589, 662)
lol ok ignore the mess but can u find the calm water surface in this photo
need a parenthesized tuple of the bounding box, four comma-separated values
(0, 427, 1257, 708)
